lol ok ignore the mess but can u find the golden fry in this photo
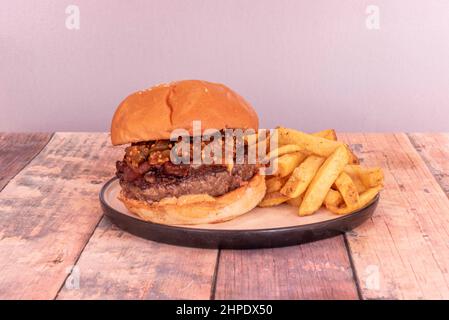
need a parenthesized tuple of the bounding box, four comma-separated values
(324, 189, 344, 207)
(258, 192, 289, 207)
(334, 172, 359, 207)
(312, 129, 358, 164)
(326, 186, 382, 215)
(286, 194, 304, 207)
(312, 129, 337, 141)
(360, 168, 384, 188)
(277, 127, 343, 157)
(344, 165, 384, 188)
(244, 130, 272, 146)
(353, 178, 367, 193)
(275, 152, 307, 177)
(266, 176, 289, 193)
(342, 165, 366, 193)
(299, 146, 349, 216)
(280, 155, 325, 198)
(265, 144, 303, 161)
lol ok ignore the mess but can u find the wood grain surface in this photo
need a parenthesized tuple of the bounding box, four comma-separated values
(57, 218, 218, 299)
(1, 132, 449, 300)
(0, 133, 122, 299)
(408, 133, 449, 196)
(0, 133, 52, 191)
(341, 133, 449, 299)
(215, 236, 359, 300)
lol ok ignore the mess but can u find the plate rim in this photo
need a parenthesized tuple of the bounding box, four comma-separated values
(99, 177, 380, 234)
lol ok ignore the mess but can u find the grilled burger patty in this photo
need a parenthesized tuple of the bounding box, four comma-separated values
(116, 138, 258, 202)
(116, 160, 258, 203)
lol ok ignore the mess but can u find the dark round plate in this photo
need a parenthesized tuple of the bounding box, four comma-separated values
(100, 178, 379, 249)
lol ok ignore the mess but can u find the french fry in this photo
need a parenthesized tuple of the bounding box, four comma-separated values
(244, 130, 272, 146)
(334, 172, 359, 207)
(265, 144, 303, 162)
(360, 168, 384, 188)
(299, 146, 349, 216)
(312, 129, 358, 164)
(312, 129, 337, 141)
(324, 189, 344, 207)
(286, 194, 304, 207)
(277, 127, 343, 157)
(280, 155, 325, 198)
(344, 165, 384, 188)
(352, 178, 366, 193)
(275, 152, 307, 177)
(326, 186, 382, 215)
(342, 165, 366, 193)
(266, 176, 289, 193)
(258, 192, 289, 207)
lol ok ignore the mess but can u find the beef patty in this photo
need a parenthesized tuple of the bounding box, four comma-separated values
(116, 160, 258, 203)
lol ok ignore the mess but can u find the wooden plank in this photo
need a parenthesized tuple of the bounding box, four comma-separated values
(0, 133, 122, 299)
(408, 133, 449, 196)
(340, 133, 449, 299)
(215, 236, 359, 300)
(0, 133, 52, 191)
(57, 218, 218, 300)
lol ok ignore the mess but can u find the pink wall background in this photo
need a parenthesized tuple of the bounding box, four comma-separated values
(1, 0, 449, 132)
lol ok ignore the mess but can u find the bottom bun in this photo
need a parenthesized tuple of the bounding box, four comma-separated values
(118, 173, 266, 225)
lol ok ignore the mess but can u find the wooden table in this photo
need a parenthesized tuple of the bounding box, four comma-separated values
(1, 132, 449, 300)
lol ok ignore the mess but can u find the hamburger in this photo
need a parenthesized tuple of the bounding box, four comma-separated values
(111, 80, 266, 225)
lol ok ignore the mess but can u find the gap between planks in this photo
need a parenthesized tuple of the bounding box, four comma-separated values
(209, 249, 222, 300)
(0, 132, 54, 192)
(54, 215, 105, 299)
(407, 133, 449, 198)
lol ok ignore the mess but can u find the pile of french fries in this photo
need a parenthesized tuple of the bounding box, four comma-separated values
(258, 127, 384, 216)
